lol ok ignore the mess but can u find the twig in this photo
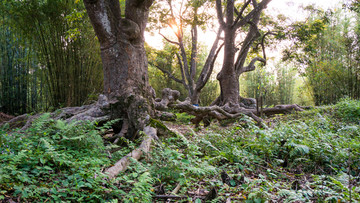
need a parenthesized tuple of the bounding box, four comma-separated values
(172, 182, 182, 194)
(154, 195, 187, 199)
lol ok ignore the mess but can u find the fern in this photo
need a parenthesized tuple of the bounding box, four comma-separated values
(288, 143, 310, 157)
(124, 172, 154, 203)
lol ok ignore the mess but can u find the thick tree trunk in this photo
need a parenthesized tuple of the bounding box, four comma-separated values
(83, 0, 154, 138)
(190, 90, 201, 105)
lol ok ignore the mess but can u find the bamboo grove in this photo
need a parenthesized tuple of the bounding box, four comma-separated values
(0, 0, 102, 115)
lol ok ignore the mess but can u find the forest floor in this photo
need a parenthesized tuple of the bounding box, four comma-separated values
(0, 98, 359, 202)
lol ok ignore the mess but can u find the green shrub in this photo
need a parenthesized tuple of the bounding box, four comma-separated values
(335, 98, 360, 122)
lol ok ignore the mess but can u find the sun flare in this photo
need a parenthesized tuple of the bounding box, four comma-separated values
(170, 23, 180, 35)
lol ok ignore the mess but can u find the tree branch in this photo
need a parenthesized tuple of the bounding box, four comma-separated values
(257, 31, 277, 63)
(179, 41, 193, 93)
(175, 53, 189, 91)
(216, 0, 226, 28)
(190, 25, 198, 81)
(234, 0, 271, 29)
(159, 32, 180, 46)
(149, 62, 184, 85)
(195, 28, 222, 91)
(196, 42, 224, 91)
(240, 57, 266, 74)
(225, 0, 235, 25)
(234, 0, 252, 26)
(235, 21, 261, 75)
(252, 0, 258, 7)
(234, 6, 240, 16)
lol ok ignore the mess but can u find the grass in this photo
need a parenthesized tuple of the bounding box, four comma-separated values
(1, 99, 360, 202)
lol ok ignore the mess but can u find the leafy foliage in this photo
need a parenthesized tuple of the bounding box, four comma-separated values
(284, 6, 360, 105)
(0, 0, 103, 113)
(1, 102, 360, 202)
(0, 114, 123, 202)
(240, 62, 307, 106)
(335, 97, 360, 123)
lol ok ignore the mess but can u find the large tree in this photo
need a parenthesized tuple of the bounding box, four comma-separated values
(3, 0, 170, 179)
(149, 0, 223, 105)
(83, 0, 156, 136)
(214, 0, 271, 110)
(169, 0, 304, 126)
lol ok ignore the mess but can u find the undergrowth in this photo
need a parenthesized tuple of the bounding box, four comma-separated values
(0, 114, 123, 202)
(1, 99, 360, 202)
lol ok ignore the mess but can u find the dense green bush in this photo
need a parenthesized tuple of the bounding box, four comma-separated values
(335, 98, 360, 123)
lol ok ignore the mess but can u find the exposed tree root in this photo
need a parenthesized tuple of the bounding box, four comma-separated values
(1, 94, 111, 130)
(154, 88, 180, 111)
(105, 126, 157, 179)
(152, 88, 305, 128)
(169, 98, 264, 127)
(169, 98, 304, 128)
(2, 114, 31, 129)
(0, 112, 14, 123)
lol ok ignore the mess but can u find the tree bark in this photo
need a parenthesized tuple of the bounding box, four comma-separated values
(83, 0, 154, 137)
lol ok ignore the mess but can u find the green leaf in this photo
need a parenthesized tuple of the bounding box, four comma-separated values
(229, 179, 237, 187)
(195, 198, 202, 203)
(181, 159, 190, 164)
(40, 157, 46, 164)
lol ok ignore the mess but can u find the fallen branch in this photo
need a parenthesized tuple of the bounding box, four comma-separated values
(260, 104, 304, 117)
(171, 182, 182, 195)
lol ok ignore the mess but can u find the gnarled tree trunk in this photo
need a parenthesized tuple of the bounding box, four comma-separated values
(83, 0, 154, 138)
